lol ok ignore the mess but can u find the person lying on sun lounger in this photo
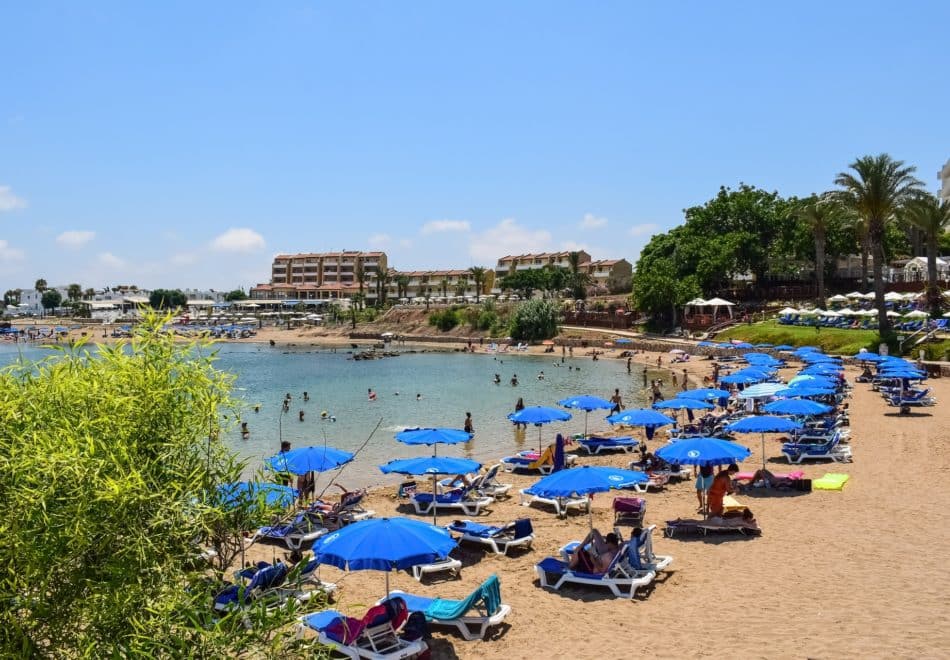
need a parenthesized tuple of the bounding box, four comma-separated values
(671, 508, 758, 530)
(568, 529, 621, 573)
(737, 469, 800, 491)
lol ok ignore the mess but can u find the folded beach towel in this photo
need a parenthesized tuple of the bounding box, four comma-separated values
(813, 473, 850, 490)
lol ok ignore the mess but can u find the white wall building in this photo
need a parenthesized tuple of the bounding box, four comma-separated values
(938, 158, 950, 202)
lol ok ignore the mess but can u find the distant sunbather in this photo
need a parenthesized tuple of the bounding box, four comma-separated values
(568, 529, 620, 573)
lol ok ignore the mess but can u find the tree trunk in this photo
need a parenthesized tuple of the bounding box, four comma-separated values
(860, 232, 870, 292)
(926, 235, 940, 316)
(815, 233, 826, 305)
(871, 231, 889, 334)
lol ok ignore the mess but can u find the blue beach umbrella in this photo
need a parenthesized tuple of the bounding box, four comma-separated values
(267, 446, 355, 475)
(753, 343, 774, 348)
(509, 406, 572, 452)
(217, 481, 298, 509)
(787, 375, 837, 389)
(655, 437, 751, 467)
(395, 427, 473, 456)
(725, 415, 804, 470)
(311, 517, 456, 594)
(559, 395, 614, 436)
(605, 408, 675, 440)
(679, 388, 730, 401)
(380, 456, 482, 524)
(525, 465, 648, 527)
(614, 338, 633, 344)
(719, 373, 763, 385)
(733, 342, 754, 349)
(854, 352, 885, 362)
(762, 399, 832, 416)
(775, 386, 836, 398)
(654, 399, 714, 411)
(773, 344, 795, 351)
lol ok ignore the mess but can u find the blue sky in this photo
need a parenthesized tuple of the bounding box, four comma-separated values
(1, 1, 948, 291)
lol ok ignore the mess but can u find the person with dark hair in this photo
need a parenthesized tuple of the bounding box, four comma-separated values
(513, 397, 526, 429)
(568, 529, 621, 573)
(609, 388, 623, 414)
(464, 412, 474, 434)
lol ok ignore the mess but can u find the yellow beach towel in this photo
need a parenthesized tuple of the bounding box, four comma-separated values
(813, 473, 850, 490)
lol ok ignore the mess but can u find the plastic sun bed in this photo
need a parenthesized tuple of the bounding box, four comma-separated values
(410, 556, 462, 581)
(298, 597, 427, 660)
(214, 561, 320, 614)
(664, 518, 762, 537)
(447, 518, 534, 556)
(382, 574, 511, 641)
(410, 489, 493, 516)
(519, 488, 590, 517)
(812, 473, 850, 490)
(536, 538, 656, 599)
(781, 433, 853, 464)
(577, 436, 639, 455)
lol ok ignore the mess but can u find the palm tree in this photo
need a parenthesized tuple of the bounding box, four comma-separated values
(468, 266, 486, 303)
(439, 278, 449, 300)
(795, 196, 841, 304)
(567, 252, 591, 299)
(34, 278, 48, 293)
(395, 274, 410, 300)
(354, 261, 365, 310)
(833, 154, 923, 333)
(67, 283, 82, 302)
(83, 288, 95, 299)
(904, 193, 950, 315)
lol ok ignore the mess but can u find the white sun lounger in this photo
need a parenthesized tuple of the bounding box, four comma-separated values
(519, 488, 589, 517)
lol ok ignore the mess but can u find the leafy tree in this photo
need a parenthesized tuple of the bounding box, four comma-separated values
(500, 269, 545, 300)
(468, 266, 487, 303)
(539, 265, 568, 299)
(833, 154, 924, 332)
(223, 288, 247, 302)
(792, 196, 844, 303)
(34, 278, 48, 293)
(41, 289, 62, 313)
(631, 254, 701, 328)
(3, 289, 21, 306)
(904, 193, 950, 315)
(509, 299, 559, 341)
(428, 308, 460, 331)
(0, 315, 319, 656)
(149, 288, 188, 309)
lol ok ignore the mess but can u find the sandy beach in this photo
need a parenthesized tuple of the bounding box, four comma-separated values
(236, 347, 950, 659)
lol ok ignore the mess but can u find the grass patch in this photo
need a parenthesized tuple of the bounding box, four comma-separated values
(716, 321, 882, 355)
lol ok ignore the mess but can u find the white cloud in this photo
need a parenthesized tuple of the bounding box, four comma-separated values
(580, 213, 608, 229)
(629, 223, 660, 237)
(421, 219, 471, 235)
(368, 233, 391, 249)
(0, 185, 27, 212)
(56, 230, 96, 249)
(398, 238, 413, 248)
(0, 239, 25, 261)
(210, 228, 266, 252)
(98, 252, 127, 269)
(560, 240, 589, 252)
(469, 218, 553, 262)
(170, 252, 198, 266)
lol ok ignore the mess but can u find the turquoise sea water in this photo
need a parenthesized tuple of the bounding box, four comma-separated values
(0, 343, 658, 487)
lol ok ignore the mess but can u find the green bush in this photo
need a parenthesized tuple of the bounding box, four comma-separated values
(428, 309, 460, 331)
(509, 299, 559, 341)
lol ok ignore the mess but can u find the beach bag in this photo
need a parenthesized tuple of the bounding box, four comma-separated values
(398, 480, 417, 498)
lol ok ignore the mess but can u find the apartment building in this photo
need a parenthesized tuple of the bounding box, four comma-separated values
(389, 269, 490, 301)
(584, 258, 633, 294)
(493, 251, 592, 282)
(251, 251, 387, 302)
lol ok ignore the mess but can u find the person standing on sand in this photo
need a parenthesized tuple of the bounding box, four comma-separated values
(657, 355, 662, 368)
(642, 367, 648, 387)
(627, 357, 632, 373)
(672, 371, 678, 388)
(708, 464, 739, 517)
(682, 369, 688, 391)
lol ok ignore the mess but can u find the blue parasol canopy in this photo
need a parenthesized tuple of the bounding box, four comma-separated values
(654, 398, 714, 411)
(395, 427, 473, 446)
(508, 406, 572, 425)
(379, 456, 481, 476)
(605, 408, 676, 427)
(775, 386, 836, 398)
(655, 437, 751, 467)
(762, 399, 833, 416)
(719, 373, 763, 385)
(217, 481, 298, 509)
(726, 415, 803, 434)
(525, 465, 647, 499)
(311, 517, 456, 572)
(558, 395, 614, 412)
(679, 388, 730, 401)
(267, 446, 355, 475)
(773, 345, 795, 351)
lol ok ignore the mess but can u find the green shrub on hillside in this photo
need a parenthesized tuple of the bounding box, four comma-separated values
(509, 299, 559, 341)
(428, 309, 460, 331)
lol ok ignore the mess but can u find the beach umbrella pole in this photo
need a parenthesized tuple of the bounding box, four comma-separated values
(431, 473, 438, 526)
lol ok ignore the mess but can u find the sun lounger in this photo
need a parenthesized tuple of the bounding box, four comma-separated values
(410, 556, 463, 581)
(298, 596, 427, 660)
(447, 518, 534, 556)
(613, 497, 645, 526)
(410, 487, 493, 516)
(442, 465, 511, 499)
(781, 432, 852, 464)
(535, 540, 655, 599)
(214, 561, 309, 614)
(501, 447, 575, 474)
(252, 510, 331, 550)
(664, 517, 761, 537)
(631, 525, 673, 572)
(577, 435, 639, 455)
(519, 487, 589, 517)
(293, 557, 339, 594)
(383, 574, 511, 641)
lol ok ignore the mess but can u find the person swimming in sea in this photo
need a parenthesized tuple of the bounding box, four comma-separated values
(493, 374, 501, 385)
(511, 374, 518, 386)
(368, 388, 377, 401)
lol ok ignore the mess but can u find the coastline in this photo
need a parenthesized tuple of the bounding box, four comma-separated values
(247, 349, 950, 659)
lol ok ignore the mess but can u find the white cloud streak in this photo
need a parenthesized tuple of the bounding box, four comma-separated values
(0, 185, 27, 212)
(629, 223, 660, 237)
(97, 252, 127, 268)
(56, 230, 96, 249)
(580, 213, 608, 229)
(421, 219, 471, 235)
(210, 228, 266, 252)
(0, 239, 25, 261)
(468, 218, 553, 262)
